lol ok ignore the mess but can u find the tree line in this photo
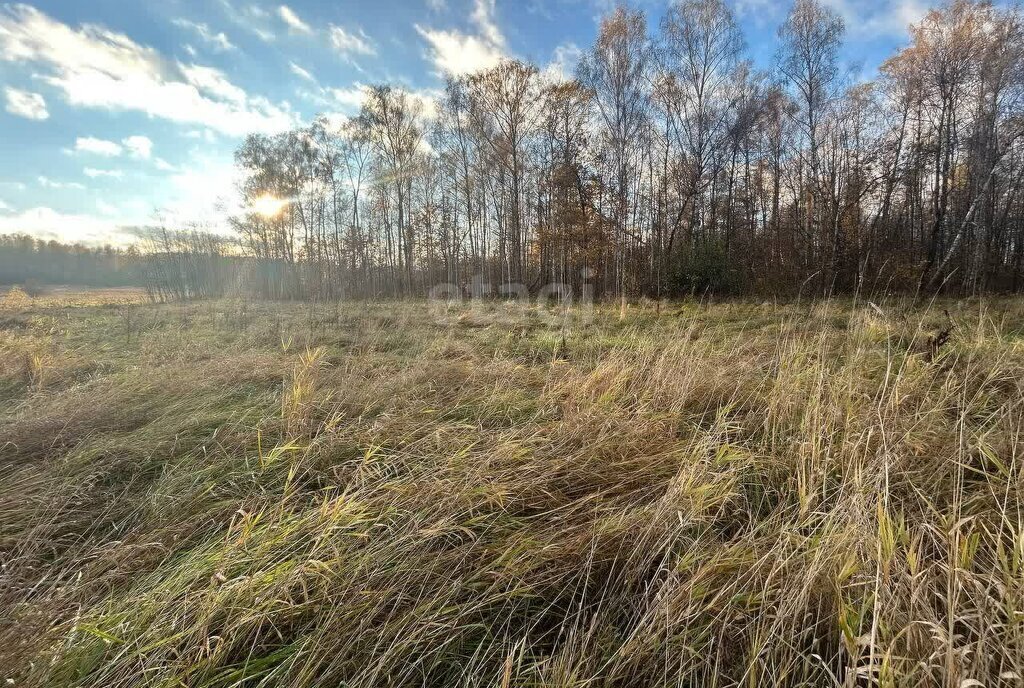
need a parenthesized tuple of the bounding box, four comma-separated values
(0, 234, 141, 289)
(231, 0, 1024, 299)
(4, 0, 1021, 302)
(0, 231, 233, 301)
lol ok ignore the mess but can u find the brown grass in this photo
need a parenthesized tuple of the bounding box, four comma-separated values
(1, 293, 1023, 687)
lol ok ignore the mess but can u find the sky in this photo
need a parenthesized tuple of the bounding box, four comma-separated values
(0, 0, 930, 246)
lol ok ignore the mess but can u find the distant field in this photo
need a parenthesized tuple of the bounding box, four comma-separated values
(2, 291, 1023, 686)
(1, 285, 148, 309)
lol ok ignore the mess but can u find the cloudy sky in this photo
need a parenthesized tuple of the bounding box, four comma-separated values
(0, 0, 927, 245)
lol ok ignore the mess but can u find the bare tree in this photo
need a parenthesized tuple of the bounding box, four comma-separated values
(777, 0, 844, 293)
(579, 6, 651, 305)
(467, 59, 541, 286)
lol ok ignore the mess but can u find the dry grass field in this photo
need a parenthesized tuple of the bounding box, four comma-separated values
(2, 291, 1024, 687)
(1, 285, 149, 310)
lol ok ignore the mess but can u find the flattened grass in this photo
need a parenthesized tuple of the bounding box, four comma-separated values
(2, 294, 1024, 686)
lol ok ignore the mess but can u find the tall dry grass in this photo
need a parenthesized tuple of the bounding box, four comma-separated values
(0, 295, 1022, 687)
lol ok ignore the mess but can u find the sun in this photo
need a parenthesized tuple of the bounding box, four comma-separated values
(250, 194, 290, 218)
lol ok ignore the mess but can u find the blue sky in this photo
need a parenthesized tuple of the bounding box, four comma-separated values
(0, 0, 927, 245)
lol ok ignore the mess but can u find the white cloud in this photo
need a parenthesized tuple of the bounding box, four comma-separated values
(123, 135, 153, 159)
(218, 0, 276, 41)
(0, 207, 145, 245)
(84, 168, 123, 179)
(525, 0, 553, 20)
(185, 129, 218, 143)
(734, 0, 924, 36)
(427, 0, 447, 11)
(289, 61, 315, 82)
(412, 88, 442, 122)
(38, 176, 85, 190)
(732, 0, 782, 24)
(415, 28, 504, 76)
(154, 157, 176, 172)
(4, 86, 48, 120)
(0, 4, 296, 136)
(327, 84, 439, 122)
(72, 135, 152, 160)
(75, 136, 123, 156)
(278, 5, 312, 34)
(545, 42, 581, 82)
(873, 0, 928, 37)
(180, 63, 248, 105)
(96, 199, 118, 216)
(820, 0, 927, 39)
(161, 159, 242, 233)
(330, 84, 369, 111)
(172, 18, 236, 52)
(471, 0, 503, 47)
(415, 0, 506, 76)
(329, 25, 377, 59)
(0, 199, 11, 212)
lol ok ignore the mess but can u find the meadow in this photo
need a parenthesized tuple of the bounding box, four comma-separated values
(2, 288, 1024, 687)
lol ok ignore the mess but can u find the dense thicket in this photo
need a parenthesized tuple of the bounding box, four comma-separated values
(232, 0, 1024, 298)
